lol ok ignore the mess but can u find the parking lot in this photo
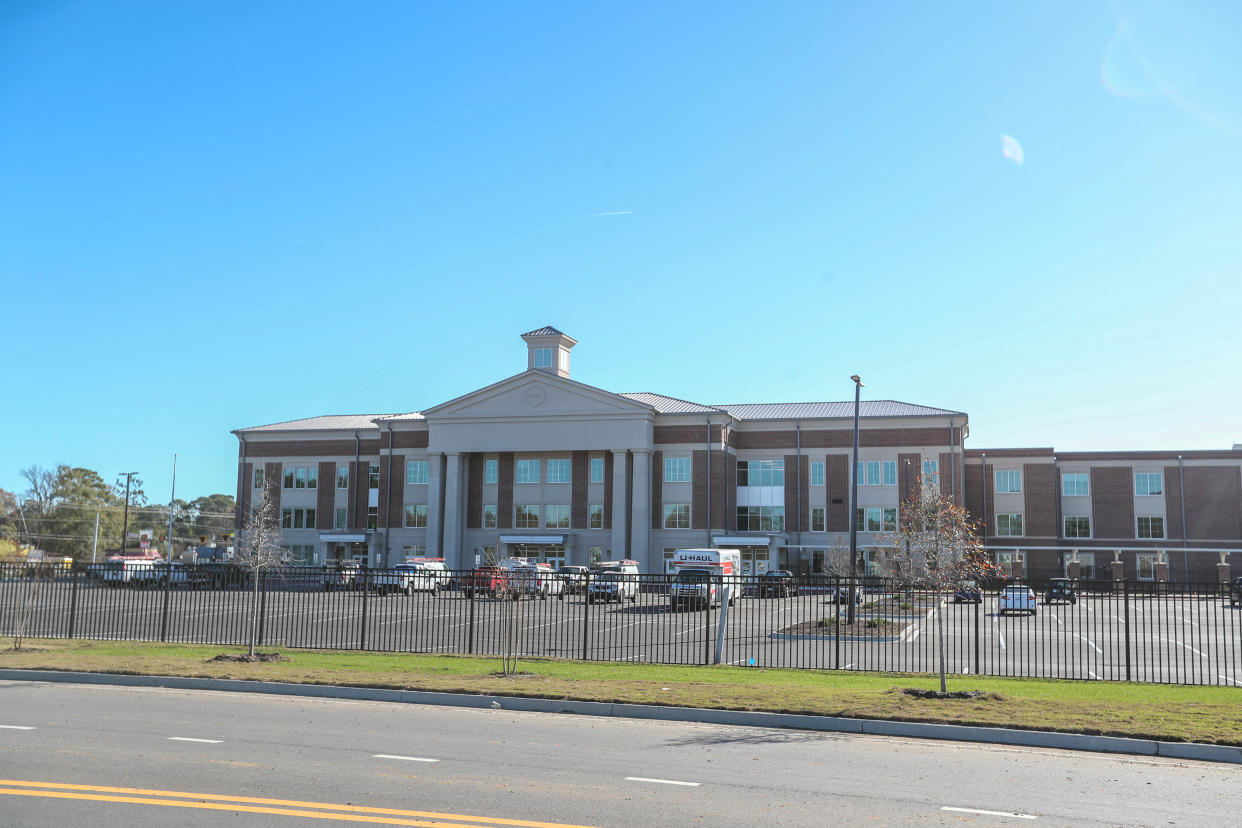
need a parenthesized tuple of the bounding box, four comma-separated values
(5, 575, 1241, 685)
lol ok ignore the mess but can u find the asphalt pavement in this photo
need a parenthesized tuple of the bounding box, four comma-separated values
(1, 681, 1239, 827)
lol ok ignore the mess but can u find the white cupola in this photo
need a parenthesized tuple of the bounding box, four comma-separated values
(521, 326, 576, 378)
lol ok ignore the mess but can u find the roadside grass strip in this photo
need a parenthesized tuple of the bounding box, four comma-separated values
(3, 639, 1242, 745)
(0, 779, 597, 828)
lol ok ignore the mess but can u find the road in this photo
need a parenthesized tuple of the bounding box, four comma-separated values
(0, 681, 1238, 826)
(6, 579, 1242, 684)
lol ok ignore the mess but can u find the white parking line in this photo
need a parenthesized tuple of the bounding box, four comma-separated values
(167, 737, 222, 743)
(1154, 636, 1206, 658)
(1174, 613, 1201, 628)
(942, 806, 1036, 819)
(1088, 671, 1100, 680)
(1112, 615, 1127, 625)
(0, 725, 36, 730)
(373, 754, 439, 763)
(992, 618, 1006, 650)
(625, 777, 700, 787)
(1049, 613, 1062, 626)
(601, 620, 646, 635)
(1219, 675, 1239, 686)
(1072, 634, 1102, 655)
(672, 623, 709, 637)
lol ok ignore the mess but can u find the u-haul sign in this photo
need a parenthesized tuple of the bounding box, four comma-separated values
(672, 548, 740, 573)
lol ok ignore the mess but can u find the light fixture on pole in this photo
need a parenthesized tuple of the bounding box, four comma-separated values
(117, 471, 139, 557)
(847, 375, 864, 624)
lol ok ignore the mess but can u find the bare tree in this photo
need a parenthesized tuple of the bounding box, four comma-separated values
(235, 487, 285, 658)
(885, 477, 999, 694)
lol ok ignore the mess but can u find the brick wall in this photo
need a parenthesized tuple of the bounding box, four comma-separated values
(264, 463, 282, 513)
(317, 461, 336, 529)
(466, 454, 483, 529)
(603, 452, 614, 530)
(1183, 466, 1242, 540)
(498, 452, 514, 530)
(651, 450, 664, 530)
(571, 451, 589, 529)
(1023, 463, 1057, 537)
(827, 454, 848, 531)
(1091, 467, 1134, 539)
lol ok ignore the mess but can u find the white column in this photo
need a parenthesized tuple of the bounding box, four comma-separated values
(442, 452, 463, 566)
(426, 452, 443, 558)
(630, 450, 651, 568)
(610, 450, 628, 560)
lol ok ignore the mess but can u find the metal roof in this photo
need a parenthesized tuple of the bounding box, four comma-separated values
(521, 326, 567, 338)
(234, 414, 392, 433)
(372, 411, 427, 422)
(712, 400, 966, 420)
(618, 393, 722, 414)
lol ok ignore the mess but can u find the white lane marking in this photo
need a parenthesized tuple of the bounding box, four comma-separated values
(942, 806, 1037, 819)
(167, 737, 222, 743)
(1155, 636, 1206, 658)
(1174, 613, 1201, 628)
(673, 623, 709, 637)
(0, 725, 36, 730)
(1112, 615, 1127, 625)
(1049, 613, 1063, 626)
(522, 618, 571, 631)
(1088, 671, 1101, 680)
(373, 754, 439, 763)
(601, 619, 646, 635)
(1073, 633, 1103, 655)
(1085, 605, 1095, 615)
(625, 776, 700, 787)
(1219, 675, 1239, 686)
(992, 618, 1007, 650)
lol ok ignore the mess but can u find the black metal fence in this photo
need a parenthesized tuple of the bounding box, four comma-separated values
(2, 563, 1240, 686)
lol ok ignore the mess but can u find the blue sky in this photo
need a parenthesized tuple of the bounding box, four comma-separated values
(2, 0, 1240, 503)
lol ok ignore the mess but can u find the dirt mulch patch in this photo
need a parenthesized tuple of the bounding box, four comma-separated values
(209, 652, 289, 664)
(900, 687, 1003, 701)
(780, 619, 901, 635)
(1, 647, 47, 653)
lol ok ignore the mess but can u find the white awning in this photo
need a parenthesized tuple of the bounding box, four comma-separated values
(320, 534, 367, 543)
(712, 536, 775, 548)
(500, 535, 566, 544)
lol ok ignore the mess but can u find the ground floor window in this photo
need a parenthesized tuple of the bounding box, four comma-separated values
(329, 542, 368, 563)
(996, 550, 1023, 578)
(482, 546, 497, 566)
(280, 544, 316, 565)
(1136, 553, 1158, 580)
(402, 545, 427, 559)
(587, 547, 603, 566)
(739, 547, 770, 575)
(1066, 552, 1096, 579)
(663, 548, 677, 574)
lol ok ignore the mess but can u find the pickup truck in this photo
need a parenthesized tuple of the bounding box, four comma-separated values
(372, 563, 451, 596)
(462, 566, 509, 598)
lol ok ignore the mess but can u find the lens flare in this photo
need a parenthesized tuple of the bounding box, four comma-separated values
(1001, 134, 1024, 165)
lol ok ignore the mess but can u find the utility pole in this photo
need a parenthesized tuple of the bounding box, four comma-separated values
(118, 471, 138, 556)
(166, 454, 177, 562)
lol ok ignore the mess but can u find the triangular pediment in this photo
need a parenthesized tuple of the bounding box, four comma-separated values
(423, 371, 654, 421)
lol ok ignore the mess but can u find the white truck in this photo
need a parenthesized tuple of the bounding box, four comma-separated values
(669, 548, 742, 610)
(102, 556, 161, 588)
(373, 558, 451, 595)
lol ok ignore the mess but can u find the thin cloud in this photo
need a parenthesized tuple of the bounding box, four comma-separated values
(585, 210, 632, 216)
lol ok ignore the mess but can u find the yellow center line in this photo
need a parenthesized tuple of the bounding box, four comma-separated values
(0, 780, 599, 828)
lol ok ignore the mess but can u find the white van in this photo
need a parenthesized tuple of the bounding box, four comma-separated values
(669, 548, 741, 610)
(388, 558, 451, 595)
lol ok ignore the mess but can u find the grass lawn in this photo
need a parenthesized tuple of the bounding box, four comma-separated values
(2, 638, 1239, 745)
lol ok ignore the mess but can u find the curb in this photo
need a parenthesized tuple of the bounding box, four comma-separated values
(2, 669, 1239, 765)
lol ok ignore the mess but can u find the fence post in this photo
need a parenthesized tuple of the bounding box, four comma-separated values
(703, 578, 713, 665)
(257, 570, 268, 646)
(1122, 579, 1132, 682)
(359, 569, 369, 651)
(712, 585, 731, 664)
(580, 572, 590, 661)
(67, 567, 80, 640)
(467, 580, 476, 655)
(834, 576, 841, 671)
(159, 563, 172, 642)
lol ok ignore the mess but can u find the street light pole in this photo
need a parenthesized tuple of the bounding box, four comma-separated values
(848, 374, 864, 624)
(118, 472, 138, 557)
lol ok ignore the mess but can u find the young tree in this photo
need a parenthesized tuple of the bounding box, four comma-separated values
(887, 477, 999, 694)
(235, 487, 285, 658)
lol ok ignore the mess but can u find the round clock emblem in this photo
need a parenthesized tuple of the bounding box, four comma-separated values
(527, 387, 547, 407)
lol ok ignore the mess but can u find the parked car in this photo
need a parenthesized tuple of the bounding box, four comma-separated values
(462, 566, 509, 598)
(953, 580, 982, 604)
(556, 565, 590, 596)
(755, 570, 799, 598)
(1044, 577, 1077, 605)
(157, 561, 208, 590)
(510, 565, 562, 600)
(588, 571, 639, 604)
(1229, 577, 1242, 608)
(999, 584, 1038, 616)
(324, 561, 361, 592)
(825, 584, 864, 605)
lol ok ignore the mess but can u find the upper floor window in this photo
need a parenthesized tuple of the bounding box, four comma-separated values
(736, 505, 785, 532)
(533, 348, 553, 368)
(663, 504, 691, 529)
(484, 459, 498, 484)
(922, 459, 938, 484)
(810, 461, 825, 487)
(995, 470, 1022, 493)
(1137, 516, 1165, 539)
(334, 508, 347, 529)
(855, 507, 897, 532)
(588, 503, 604, 529)
(403, 504, 428, 528)
(590, 457, 604, 484)
(1062, 472, 1089, 497)
(515, 504, 540, 528)
(483, 505, 497, 529)
(856, 461, 897, 486)
(810, 507, 826, 532)
(738, 460, 784, 487)
(253, 469, 265, 490)
(547, 459, 571, 484)
(664, 457, 691, 483)
(1135, 473, 1163, 496)
(337, 465, 349, 489)
(283, 467, 317, 489)
(545, 505, 570, 529)
(995, 513, 1023, 537)
(406, 460, 429, 485)
(280, 507, 316, 530)
(368, 464, 380, 489)
(1064, 516, 1091, 538)
(516, 459, 540, 483)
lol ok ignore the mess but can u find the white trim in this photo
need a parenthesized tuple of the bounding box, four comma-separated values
(499, 534, 566, 544)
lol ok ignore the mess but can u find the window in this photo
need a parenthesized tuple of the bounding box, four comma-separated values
(854, 507, 896, 532)
(534, 348, 553, 368)
(664, 457, 691, 483)
(484, 459, 498, 484)
(995, 513, 1024, 537)
(735, 506, 785, 531)
(403, 505, 428, 528)
(588, 547, 603, 566)
(402, 545, 427, 558)
(1137, 516, 1165, 539)
(368, 464, 380, 489)
(856, 461, 897, 486)
(663, 504, 691, 529)
(559, 349, 569, 372)
(922, 458, 939, 484)
(307, 467, 317, 489)
(295, 467, 307, 489)
(995, 470, 1022, 493)
(810, 461, 825, 487)
(280, 544, 315, 565)
(547, 459, 571, 484)
(1135, 473, 1163, 496)
(483, 504, 497, 529)
(737, 460, 784, 487)
(590, 457, 604, 484)
(280, 507, 316, 529)
(588, 504, 603, 529)
(337, 466, 349, 489)
(334, 508, 347, 529)
(367, 506, 378, 530)
(1062, 473, 1089, 497)
(406, 461, 429, 485)
(515, 505, 540, 528)
(516, 459, 540, 483)
(1136, 553, 1158, 580)
(545, 505, 570, 529)
(253, 468, 265, 489)
(283, 468, 294, 488)
(811, 507, 826, 532)
(1065, 516, 1091, 538)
